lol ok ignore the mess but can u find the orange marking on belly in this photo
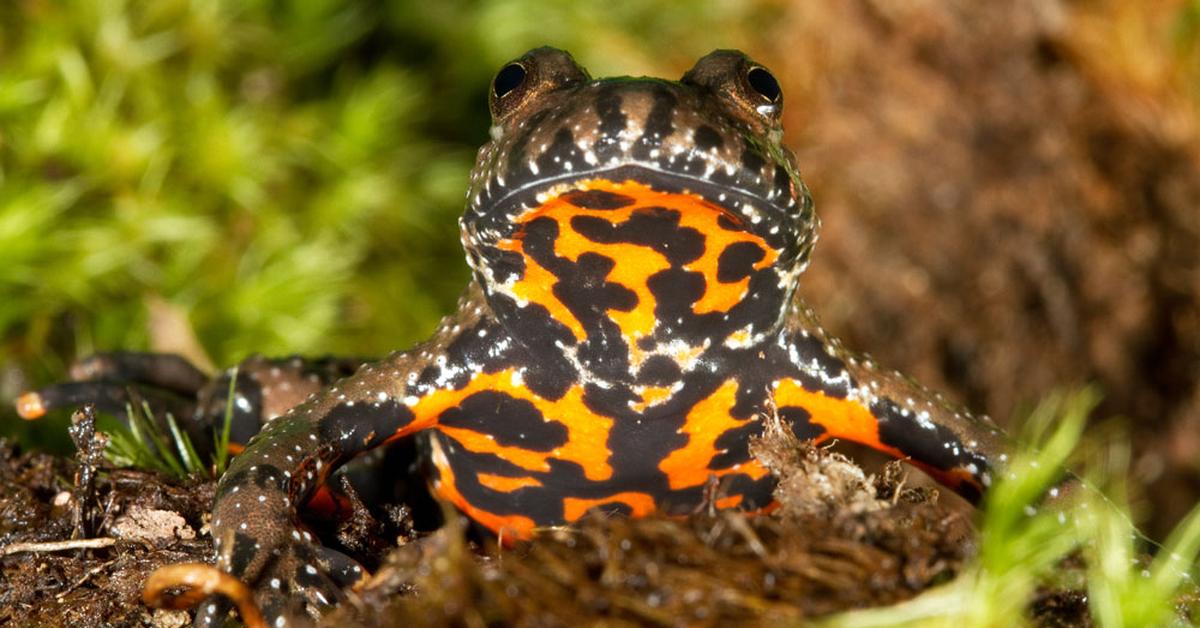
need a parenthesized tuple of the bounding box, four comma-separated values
(498, 179, 777, 353)
(631, 385, 674, 412)
(658, 380, 756, 490)
(416, 369, 614, 481)
(494, 242, 587, 340)
(735, 458, 771, 481)
(555, 232, 668, 339)
(476, 473, 543, 493)
(680, 211, 776, 316)
(562, 491, 657, 522)
(427, 436, 536, 539)
(438, 426, 555, 473)
(772, 379, 899, 456)
(714, 494, 744, 509)
(773, 379, 982, 492)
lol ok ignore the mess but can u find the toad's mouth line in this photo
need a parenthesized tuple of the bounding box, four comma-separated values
(509, 177, 750, 229)
(471, 162, 794, 221)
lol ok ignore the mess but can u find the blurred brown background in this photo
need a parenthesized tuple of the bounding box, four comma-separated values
(760, 0, 1200, 538)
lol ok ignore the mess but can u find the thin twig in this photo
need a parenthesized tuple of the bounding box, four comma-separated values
(0, 537, 117, 556)
(55, 559, 116, 600)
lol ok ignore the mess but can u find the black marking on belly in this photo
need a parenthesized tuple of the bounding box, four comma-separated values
(418, 319, 520, 392)
(523, 216, 636, 328)
(439, 390, 568, 451)
(586, 380, 682, 488)
(592, 501, 635, 518)
(557, 252, 638, 381)
(569, 207, 705, 266)
(564, 252, 639, 314)
(563, 188, 636, 209)
(520, 358, 577, 401)
(717, 241, 766, 282)
(443, 320, 507, 368)
(715, 472, 778, 511)
(709, 420, 763, 469)
(521, 216, 644, 379)
(480, 245, 526, 285)
(780, 406, 824, 440)
(490, 291, 578, 351)
(636, 354, 682, 385)
(432, 433, 567, 523)
(433, 432, 533, 478)
(717, 214, 744, 232)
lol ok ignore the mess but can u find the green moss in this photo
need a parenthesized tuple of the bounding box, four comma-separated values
(0, 1, 769, 441)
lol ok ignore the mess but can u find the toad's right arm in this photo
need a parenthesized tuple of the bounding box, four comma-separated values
(196, 287, 513, 626)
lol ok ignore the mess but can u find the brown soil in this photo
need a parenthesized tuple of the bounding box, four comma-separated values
(0, 438, 212, 626)
(0, 411, 1095, 627)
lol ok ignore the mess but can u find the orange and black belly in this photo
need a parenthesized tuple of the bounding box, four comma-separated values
(411, 178, 797, 536)
(388, 175, 991, 539)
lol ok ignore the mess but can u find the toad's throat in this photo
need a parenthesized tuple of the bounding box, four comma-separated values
(495, 179, 779, 358)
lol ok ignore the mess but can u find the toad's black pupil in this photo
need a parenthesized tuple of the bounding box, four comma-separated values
(746, 66, 781, 103)
(494, 63, 527, 98)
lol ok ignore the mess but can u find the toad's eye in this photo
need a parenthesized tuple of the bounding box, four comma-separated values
(746, 66, 781, 104)
(493, 63, 528, 99)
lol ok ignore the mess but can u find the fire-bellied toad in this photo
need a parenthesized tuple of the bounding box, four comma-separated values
(19, 47, 1008, 625)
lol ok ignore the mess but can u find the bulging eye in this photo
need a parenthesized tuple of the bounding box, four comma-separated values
(489, 48, 590, 122)
(493, 62, 528, 99)
(745, 66, 781, 103)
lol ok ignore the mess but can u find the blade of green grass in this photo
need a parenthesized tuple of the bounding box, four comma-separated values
(164, 411, 205, 476)
(100, 399, 212, 479)
(212, 364, 238, 476)
(821, 389, 1199, 627)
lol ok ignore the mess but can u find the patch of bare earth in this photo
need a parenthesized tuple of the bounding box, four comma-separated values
(0, 437, 213, 626)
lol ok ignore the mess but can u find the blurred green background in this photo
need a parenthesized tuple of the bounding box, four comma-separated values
(0, 0, 776, 443)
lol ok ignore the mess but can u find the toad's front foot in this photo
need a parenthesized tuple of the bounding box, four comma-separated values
(190, 486, 365, 626)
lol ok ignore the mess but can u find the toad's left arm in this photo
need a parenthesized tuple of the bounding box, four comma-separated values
(770, 298, 1008, 502)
